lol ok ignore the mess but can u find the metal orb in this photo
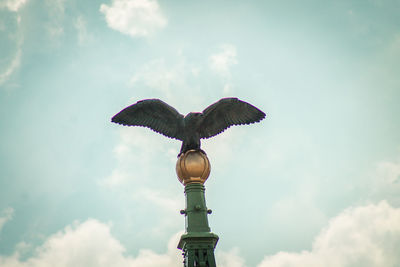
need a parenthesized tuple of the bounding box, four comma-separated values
(176, 150, 211, 185)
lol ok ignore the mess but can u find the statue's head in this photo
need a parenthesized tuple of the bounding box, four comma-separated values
(185, 112, 202, 120)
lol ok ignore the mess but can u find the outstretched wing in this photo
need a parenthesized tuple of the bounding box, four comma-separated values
(199, 98, 265, 139)
(111, 99, 184, 140)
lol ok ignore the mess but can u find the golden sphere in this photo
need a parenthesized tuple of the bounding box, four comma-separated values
(176, 150, 211, 185)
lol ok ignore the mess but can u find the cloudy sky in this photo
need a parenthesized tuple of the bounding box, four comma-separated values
(1, 0, 400, 266)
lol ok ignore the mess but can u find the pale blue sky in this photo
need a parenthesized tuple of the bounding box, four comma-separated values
(1, 0, 400, 266)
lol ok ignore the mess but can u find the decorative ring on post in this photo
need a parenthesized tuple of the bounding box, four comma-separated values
(176, 150, 211, 185)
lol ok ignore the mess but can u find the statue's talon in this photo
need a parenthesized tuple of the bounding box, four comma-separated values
(178, 149, 206, 158)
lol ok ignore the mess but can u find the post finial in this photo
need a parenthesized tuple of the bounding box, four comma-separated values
(176, 150, 211, 185)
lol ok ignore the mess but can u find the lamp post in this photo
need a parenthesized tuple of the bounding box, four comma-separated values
(176, 150, 219, 267)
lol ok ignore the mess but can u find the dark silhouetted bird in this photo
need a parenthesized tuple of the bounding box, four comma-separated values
(111, 98, 266, 155)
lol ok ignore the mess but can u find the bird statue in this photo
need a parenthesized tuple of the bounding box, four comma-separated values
(111, 97, 266, 155)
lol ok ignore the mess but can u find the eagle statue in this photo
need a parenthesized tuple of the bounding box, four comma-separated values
(111, 98, 265, 155)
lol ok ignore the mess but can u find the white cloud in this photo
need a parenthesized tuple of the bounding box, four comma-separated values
(0, 219, 183, 267)
(217, 247, 246, 267)
(129, 48, 240, 103)
(208, 44, 238, 94)
(368, 156, 400, 204)
(0, 0, 25, 87)
(102, 127, 175, 187)
(2, 202, 399, 267)
(258, 201, 400, 267)
(0, 0, 28, 12)
(268, 184, 327, 236)
(129, 57, 208, 111)
(376, 159, 400, 184)
(100, 0, 167, 37)
(0, 218, 250, 267)
(0, 49, 21, 86)
(209, 44, 238, 77)
(74, 15, 92, 45)
(45, 0, 65, 38)
(130, 58, 186, 102)
(101, 127, 184, 235)
(136, 187, 181, 213)
(0, 207, 14, 233)
(388, 34, 400, 56)
(201, 127, 241, 172)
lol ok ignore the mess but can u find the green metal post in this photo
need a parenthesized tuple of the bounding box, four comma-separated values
(178, 183, 219, 267)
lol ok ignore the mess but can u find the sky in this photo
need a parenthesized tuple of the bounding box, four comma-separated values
(0, 0, 400, 266)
